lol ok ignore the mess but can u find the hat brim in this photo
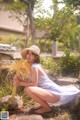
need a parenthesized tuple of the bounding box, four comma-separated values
(21, 48, 40, 59)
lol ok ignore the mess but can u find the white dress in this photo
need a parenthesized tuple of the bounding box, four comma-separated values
(32, 63, 80, 106)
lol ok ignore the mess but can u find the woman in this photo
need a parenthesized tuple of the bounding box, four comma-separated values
(13, 45, 80, 115)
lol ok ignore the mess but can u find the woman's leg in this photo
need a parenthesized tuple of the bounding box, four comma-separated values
(24, 86, 60, 113)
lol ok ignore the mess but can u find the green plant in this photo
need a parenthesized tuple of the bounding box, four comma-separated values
(1, 103, 9, 111)
(55, 112, 71, 120)
(41, 57, 60, 75)
(60, 49, 80, 77)
(58, 42, 65, 51)
(36, 39, 52, 53)
(0, 78, 12, 111)
(0, 35, 26, 49)
(0, 79, 12, 99)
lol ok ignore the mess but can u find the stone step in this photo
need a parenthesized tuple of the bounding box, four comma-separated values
(10, 114, 43, 120)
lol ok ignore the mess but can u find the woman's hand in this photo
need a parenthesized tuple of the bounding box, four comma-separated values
(13, 75, 21, 87)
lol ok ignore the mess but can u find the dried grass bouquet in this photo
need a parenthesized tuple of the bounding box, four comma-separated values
(9, 59, 31, 99)
(9, 59, 31, 81)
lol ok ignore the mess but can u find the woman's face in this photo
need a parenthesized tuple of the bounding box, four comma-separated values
(26, 50, 36, 63)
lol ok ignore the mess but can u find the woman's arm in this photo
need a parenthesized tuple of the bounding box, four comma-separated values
(13, 67, 39, 87)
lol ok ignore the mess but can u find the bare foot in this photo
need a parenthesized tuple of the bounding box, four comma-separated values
(34, 106, 51, 114)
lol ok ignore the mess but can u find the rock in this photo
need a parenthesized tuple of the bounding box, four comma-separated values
(10, 114, 43, 120)
(0, 95, 23, 111)
(68, 94, 80, 113)
(56, 77, 78, 85)
(58, 94, 80, 114)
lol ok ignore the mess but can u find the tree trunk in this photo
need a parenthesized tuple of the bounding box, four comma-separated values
(27, 4, 36, 44)
(52, 41, 57, 57)
(20, 0, 36, 45)
(52, 0, 58, 56)
(23, 17, 30, 47)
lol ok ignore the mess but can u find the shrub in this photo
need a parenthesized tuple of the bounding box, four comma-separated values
(60, 49, 80, 77)
(58, 42, 65, 51)
(41, 57, 60, 75)
(0, 79, 12, 99)
(0, 35, 26, 49)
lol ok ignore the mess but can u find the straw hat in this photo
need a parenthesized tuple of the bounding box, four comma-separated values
(21, 45, 40, 59)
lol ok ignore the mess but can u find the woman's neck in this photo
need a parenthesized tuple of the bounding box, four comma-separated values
(28, 61, 34, 66)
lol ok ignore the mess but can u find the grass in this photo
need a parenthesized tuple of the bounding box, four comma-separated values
(55, 112, 71, 120)
(0, 79, 12, 99)
(0, 75, 35, 111)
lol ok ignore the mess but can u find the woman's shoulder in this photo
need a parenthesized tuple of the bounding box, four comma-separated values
(32, 63, 40, 68)
(32, 63, 44, 71)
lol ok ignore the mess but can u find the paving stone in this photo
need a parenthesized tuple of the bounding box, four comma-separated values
(10, 114, 43, 120)
(49, 76, 78, 86)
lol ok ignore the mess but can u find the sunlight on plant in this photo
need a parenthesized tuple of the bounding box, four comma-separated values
(55, 112, 71, 120)
(0, 79, 12, 99)
(9, 59, 31, 99)
(41, 57, 60, 75)
(9, 59, 31, 80)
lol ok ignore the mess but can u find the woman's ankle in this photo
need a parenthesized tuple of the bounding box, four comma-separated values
(44, 105, 51, 110)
